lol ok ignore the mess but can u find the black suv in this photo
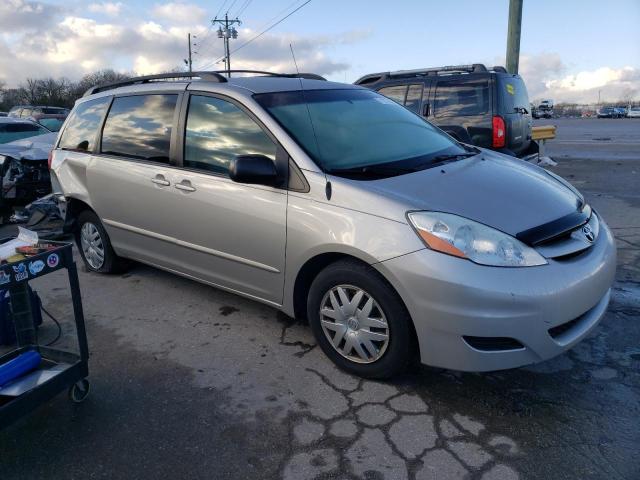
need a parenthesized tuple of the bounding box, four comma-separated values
(355, 64, 536, 157)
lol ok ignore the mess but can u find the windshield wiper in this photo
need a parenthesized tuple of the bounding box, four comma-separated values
(327, 164, 420, 176)
(430, 152, 477, 163)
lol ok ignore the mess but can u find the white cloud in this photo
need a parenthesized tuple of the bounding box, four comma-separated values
(517, 53, 639, 104)
(0, 3, 361, 87)
(88, 2, 123, 17)
(153, 2, 206, 25)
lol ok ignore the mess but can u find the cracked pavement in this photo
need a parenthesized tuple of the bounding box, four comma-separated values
(0, 119, 639, 479)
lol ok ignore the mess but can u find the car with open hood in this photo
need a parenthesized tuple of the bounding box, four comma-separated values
(49, 71, 616, 378)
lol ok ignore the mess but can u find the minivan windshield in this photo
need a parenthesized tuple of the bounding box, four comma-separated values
(255, 89, 470, 178)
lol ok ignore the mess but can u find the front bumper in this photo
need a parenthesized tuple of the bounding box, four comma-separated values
(375, 220, 617, 371)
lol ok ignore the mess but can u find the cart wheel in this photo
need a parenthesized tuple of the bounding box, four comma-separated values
(68, 379, 90, 403)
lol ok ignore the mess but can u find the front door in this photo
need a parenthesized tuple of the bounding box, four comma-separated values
(160, 93, 288, 305)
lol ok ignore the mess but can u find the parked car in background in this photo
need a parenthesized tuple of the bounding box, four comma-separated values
(627, 106, 640, 118)
(0, 112, 7, 117)
(536, 99, 554, 118)
(355, 64, 537, 158)
(0, 117, 51, 144)
(50, 71, 615, 378)
(8, 105, 69, 119)
(27, 113, 67, 132)
(0, 131, 55, 221)
(597, 106, 623, 118)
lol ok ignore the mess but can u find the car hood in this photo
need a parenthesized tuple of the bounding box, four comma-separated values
(0, 132, 56, 161)
(363, 151, 582, 236)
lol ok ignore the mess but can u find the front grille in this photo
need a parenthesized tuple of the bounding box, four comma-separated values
(463, 336, 524, 352)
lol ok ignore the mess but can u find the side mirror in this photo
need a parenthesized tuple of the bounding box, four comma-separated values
(229, 154, 279, 186)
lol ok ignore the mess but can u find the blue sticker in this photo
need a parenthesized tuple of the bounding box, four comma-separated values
(13, 263, 28, 281)
(0, 271, 10, 285)
(28, 260, 45, 275)
(47, 253, 59, 268)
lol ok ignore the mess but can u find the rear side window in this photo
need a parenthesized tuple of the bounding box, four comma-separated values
(101, 94, 177, 163)
(434, 79, 489, 117)
(184, 95, 277, 175)
(404, 84, 423, 113)
(377, 85, 407, 104)
(59, 96, 111, 152)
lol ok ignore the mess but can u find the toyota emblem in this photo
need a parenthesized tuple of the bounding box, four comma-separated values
(582, 224, 595, 242)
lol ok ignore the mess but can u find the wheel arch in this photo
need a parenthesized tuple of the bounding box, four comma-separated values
(291, 252, 420, 357)
(63, 196, 95, 233)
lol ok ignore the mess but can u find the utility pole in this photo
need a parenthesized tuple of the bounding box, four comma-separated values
(186, 33, 193, 73)
(213, 13, 241, 77)
(506, 0, 523, 74)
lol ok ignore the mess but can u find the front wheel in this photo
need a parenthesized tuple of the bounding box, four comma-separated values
(307, 260, 415, 379)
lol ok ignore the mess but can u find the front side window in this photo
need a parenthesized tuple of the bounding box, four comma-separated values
(255, 89, 465, 175)
(101, 94, 177, 163)
(434, 79, 489, 117)
(377, 85, 407, 105)
(184, 95, 277, 175)
(59, 96, 111, 152)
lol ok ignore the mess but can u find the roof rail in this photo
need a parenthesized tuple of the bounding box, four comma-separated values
(84, 70, 327, 96)
(83, 71, 228, 97)
(491, 66, 508, 73)
(221, 70, 326, 80)
(354, 64, 491, 85)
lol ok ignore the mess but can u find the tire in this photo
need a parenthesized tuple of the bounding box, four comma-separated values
(75, 210, 127, 273)
(307, 260, 415, 379)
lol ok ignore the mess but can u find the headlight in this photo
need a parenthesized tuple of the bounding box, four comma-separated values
(407, 211, 547, 267)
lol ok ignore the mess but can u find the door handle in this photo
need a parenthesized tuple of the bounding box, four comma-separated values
(151, 175, 170, 187)
(175, 180, 196, 192)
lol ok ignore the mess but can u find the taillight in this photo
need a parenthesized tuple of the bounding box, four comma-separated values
(492, 115, 506, 148)
(48, 150, 53, 170)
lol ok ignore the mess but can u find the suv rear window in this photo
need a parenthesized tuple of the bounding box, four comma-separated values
(59, 96, 111, 152)
(434, 79, 489, 117)
(498, 76, 530, 113)
(101, 94, 177, 163)
(377, 85, 407, 104)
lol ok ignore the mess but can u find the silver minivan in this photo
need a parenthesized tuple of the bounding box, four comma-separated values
(50, 72, 616, 378)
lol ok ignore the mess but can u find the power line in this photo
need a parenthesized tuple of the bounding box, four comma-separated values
(234, 0, 253, 17)
(199, 0, 312, 70)
(225, 0, 240, 15)
(214, 0, 229, 19)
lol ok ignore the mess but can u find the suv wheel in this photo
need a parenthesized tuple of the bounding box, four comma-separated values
(76, 210, 126, 273)
(307, 260, 414, 379)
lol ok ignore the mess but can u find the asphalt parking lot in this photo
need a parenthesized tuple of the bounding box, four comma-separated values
(0, 118, 638, 479)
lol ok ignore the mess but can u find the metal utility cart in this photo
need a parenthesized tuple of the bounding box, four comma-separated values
(0, 239, 89, 430)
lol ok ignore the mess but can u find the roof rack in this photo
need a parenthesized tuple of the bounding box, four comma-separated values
(84, 70, 327, 97)
(354, 64, 513, 85)
(222, 70, 327, 80)
(84, 71, 228, 96)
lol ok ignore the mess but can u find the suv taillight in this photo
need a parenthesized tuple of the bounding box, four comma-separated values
(492, 116, 506, 148)
(48, 150, 53, 170)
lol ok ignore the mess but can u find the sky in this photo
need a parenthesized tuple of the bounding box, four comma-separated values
(1, 0, 639, 103)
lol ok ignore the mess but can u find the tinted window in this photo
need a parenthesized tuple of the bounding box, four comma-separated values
(101, 94, 177, 162)
(256, 89, 462, 173)
(0, 123, 49, 144)
(405, 84, 423, 113)
(434, 79, 489, 117)
(377, 85, 407, 104)
(499, 76, 530, 113)
(59, 96, 110, 152)
(41, 107, 67, 114)
(184, 95, 277, 174)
